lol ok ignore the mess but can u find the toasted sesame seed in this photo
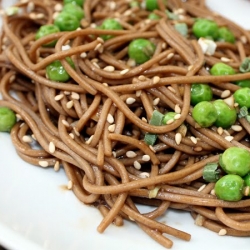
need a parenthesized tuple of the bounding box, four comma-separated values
(231, 125, 242, 132)
(217, 127, 223, 135)
(142, 155, 150, 161)
(80, 52, 87, 58)
(174, 114, 181, 120)
(103, 82, 109, 87)
(39, 161, 49, 168)
(54, 3, 63, 12)
(109, 1, 116, 10)
(141, 117, 147, 123)
(69, 133, 75, 139)
(153, 76, 160, 84)
(134, 160, 141, 170)
(188, 65, 194, 71)
(221, 57, 232, 63)
(62, 120, 70, 127)
(86, 135, 93, 144)
(210, 189, 216, 195)
(120, 68, 129, 75)
(167, 52, 174, 60)
(107, 113, 114, 124)
(149, 145, 156, 152)
(71, 92, 80, 100)
(112, 151, 117, 158)
(198, 184, 206, 192)
(195, 214, 205, 226)
(66, 100, 74, 109)
(22, 135, 33, 143)
(223, 95, 234, 107)
(90, 23, 97, 28)
(49, 141, 56, 153)
(27, 2, 35, 12)
(136, 90, 142, 97)
(126, 97, 136, 105)
(16, 114, 22, 120)
(221, 90, 231, 99)
(167, 86, 176, 93)
(31, 134, 36, 140)
(126, 151, 137, 158)
(174, 104, 181, 114)
(97, 37, 104, 43)
(234, 102, 239, 107)
(29, 13, 37, 19)
(240, 35, 247, 44)
(166, 119, 174, 125)
(73, 127, 80, 136)
(175, 133, 182, 145)
(127, 58, 136, 67)
(223, 129, 230, 136)
(62, 44, 71, 51)
(20, 122, 25, 128)
(244, 186, 250, 196)
(36, 13, 45, 19)
(9, 75, 16, 83)
(190, 136, 197, 144)
(64, 91, 70, 95)
(153, 97, 160, 106)
(161, 42, 167, 49)
(124, 9, 132, 16)
(194, 146, 203, 152)
(225, 135, 234, 142)
(103, 65, 115, 72)
(67, 180, 73, 190)
(94, 43, 102, 51)
(138, 75, 146, 81)
(108, 124, 116, 132)
(218, 229, 227, 236)
(93, 62, 100, 69)
(54, 94, 64, 101)
(139, 172, 150, 178)
(52, 12, 59, 20)
(54, 161, 60, 171)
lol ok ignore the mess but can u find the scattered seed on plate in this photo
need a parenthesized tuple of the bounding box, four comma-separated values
(142, 155, 150, 162)
(39, 160, 49, 168)
(94, 43, 103, 51)
(107, 113, 114, 124)
(112, 151, 117, 158)
(218, 229, 227, 236)
(210, 189, 216, 195)
(188, 65, 194, 71)
(240, 35, 247, 44)
(161, 42, 167, 49)
(22, 135, 33, 143)
(52, 12, 59, 20)
(133, 161, 141, 170)
(126, 151, 137, 158)
(49, 141, 56, 153)
(126, 97, 136, 105)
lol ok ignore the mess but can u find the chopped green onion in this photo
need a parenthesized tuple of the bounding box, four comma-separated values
(174, 23, 188, 37)
(238, 106, 248, 118)
(239, 58, 250, 73)
(144, 110, 164, 145)
(203, 163, 220, 182)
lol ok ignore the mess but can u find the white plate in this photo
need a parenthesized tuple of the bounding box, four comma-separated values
(1, 1, 250, 250)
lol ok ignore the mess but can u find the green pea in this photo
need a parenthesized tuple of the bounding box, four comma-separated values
(46, 57, 75, 82)
(63, 0, 85, 6)
(63, 3, 84, 21)
(148, 13, 160, 20)
(192, 101, 217, 128)
(219, 147, 250, 177)
(213, 99, 237, 129)
(235, 79, 250, 88)
(0, 107, 16, 132)
(233, 87, 250, 108)
(54, 12, 80, 31)
(145, 0, 159, 11)
(215, 174, 244, 201)
(192, 18, 219, 40)
(99, 19, 123, 41)
(217, 27, 235, 44)
(162, 112, 177, 124)
(191, 83, 213, 105)
(35, 24, 60, 47)
(128, 38, 156, 64)
(210, 62, 236, 76)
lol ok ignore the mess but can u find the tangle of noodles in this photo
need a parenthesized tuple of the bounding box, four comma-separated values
(1, 0, 250, 248)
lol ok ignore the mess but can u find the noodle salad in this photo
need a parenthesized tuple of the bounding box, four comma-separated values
(1, 0, 250, 248)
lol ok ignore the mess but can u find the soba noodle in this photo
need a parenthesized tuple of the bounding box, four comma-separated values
(1, 0, 250, 248)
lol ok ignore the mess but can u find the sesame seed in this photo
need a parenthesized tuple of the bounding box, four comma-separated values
(73, 127, 80, 136)
(80, 52, 87, 58)
(210, 189, 216, 195)
(128, 216, 135, 221)
(138, 75, 146, 81)
(197, 184, 206, 192)
(175, 133, 182, 145)
(22, 135, 33, 143)
(20, 122, 25, 128)
(136, 90, 142, 97)
(240, 35, 247, 44)
(39, 161, 49, 168)
(120, 68, 129, 75)
(52, 12, 59, 20)
(107, 113, 114, 124)
(194, 146, 203, 152)
(102, 82, 109, 87)
(217, 127, 223, 135)
(244, 186, 250, 196)
(231, 125, 242, 132)
(29, 13, 37, 19)
(167, 53, 174, 60)
(36, 13, 45, 19)
(190, 136, 197, 144)
(174, 114, 181, 120)
(103, 65, 115, 72)
(69, 133, 75, 139)
(94, 43, 102, 51)
(112, 151, 117, 158)
(71, 92, 80, 100)
(139, 172, 150, 178)
(223, 95, 234, 107)
(195, 214, 205, 226)
(31, 134, 36, 140)
(223, 130, 230, 136)
(167, 86, 176, 93)
(86, 135, 93, 144)
(221, 57, 232, 63)
(108, 124, 116, 132)
(234, 103, 239, 107)
(97, 37, 104, 43)
(66, 100, 74, 109)
(9, 75, 16, 83)
(27, 2, 35, 12)
(218, 229, 227, 236)
(127, 58, 136, 67)
(166, 119, 174, 125)
(67, 180, 73, 190)
(54, 161, 60, 171)
(142, 155, 150, 161)
(141, 117, 147, 123)
(16, 114, 22, 120)
(64, 91, 70, 95)
(93, 62, 100, 69)
(126, 151, 137, 158)
(109, 1, 116, 10)
(174, 104, 181, 114)
(221, 90, 231, 99)
(54, 94, 64, 101)
(153, 97, 160, 106)
(54, 3, 63, 12)
(153, 76, 160, 84)
(62, 44, 71, 51)
(126, 97, 136, 105)
(149, 145, 156, 152)
(62, 120, 70, 127)
(124, 9, 132, 16)
(188, 65, 194, 71)
(225, 135, 234, 142)
(90, 23, 97, 28)
(49, 141, 56, 154)
(133, 161, 141, 170)
(162, 43, 167, 50)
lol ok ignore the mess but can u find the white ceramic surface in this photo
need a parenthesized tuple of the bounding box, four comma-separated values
(1, 1, 250, 250)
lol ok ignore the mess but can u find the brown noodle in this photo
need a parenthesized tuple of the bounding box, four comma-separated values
(1, 0, 250, 248)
